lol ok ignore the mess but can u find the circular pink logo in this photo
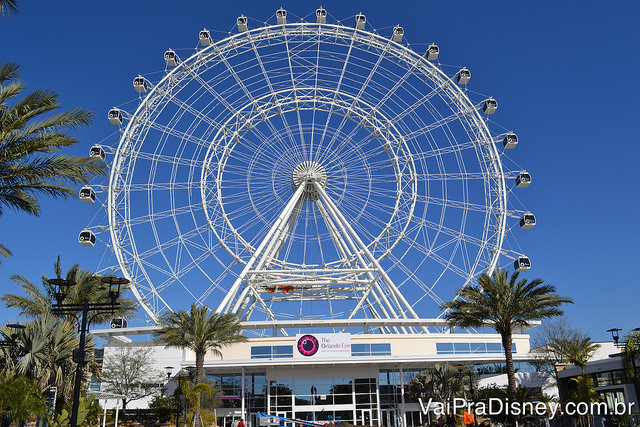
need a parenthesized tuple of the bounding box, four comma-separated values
(297, 335, 319, 356)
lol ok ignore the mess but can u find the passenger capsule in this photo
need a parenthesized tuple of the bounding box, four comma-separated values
(392, 26, 404, 42)
(425, 44, 439, 61)
(79, 186, 96, 203)
(483, 98, 498, 114)
(164, 49, 177, 67)
(276, 8, 287, 25)
(519, 213, 536, 229)
(515, 171, 532, 188)
(107, 108, 123, 125)
(199, 29, 212, 46)
(237, 15, 248, 32)
(503, 132, 518, 149)
(456, 68, 471, 85)
(514, 256, 531, 272)
(89, 145, 106, 161)
(78, 230, 96, 247)
(133, 76, 148, 93)
(355, 13, 366, 30)
(316, 7, 327, 24)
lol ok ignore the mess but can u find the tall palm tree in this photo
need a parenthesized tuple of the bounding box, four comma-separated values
(441, 268, 572, 404)
(155, 304, 247, 425)
(1, 256, 137, 327)
(0, 62, 106, 259)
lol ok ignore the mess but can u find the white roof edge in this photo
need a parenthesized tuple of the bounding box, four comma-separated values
(191, 353, 535, 370)
(92, 318, 539, 340)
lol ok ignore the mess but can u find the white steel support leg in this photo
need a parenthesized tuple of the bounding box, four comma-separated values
(315, 198, 398, 322)
(216, 183, 306, 314)
(314, 187, 406, 333)
(314, 182, 429, 333)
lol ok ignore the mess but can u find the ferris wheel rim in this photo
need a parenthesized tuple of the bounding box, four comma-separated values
(104, 17, 513, 322)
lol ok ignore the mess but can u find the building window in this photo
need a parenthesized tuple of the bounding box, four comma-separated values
(352, 343, 391, 357)
(436, 342, 516, 355)
(251, 345, 293, 359)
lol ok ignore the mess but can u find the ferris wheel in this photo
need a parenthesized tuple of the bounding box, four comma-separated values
(82, 8, 534, 329)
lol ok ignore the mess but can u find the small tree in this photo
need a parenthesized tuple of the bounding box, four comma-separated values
(149, 395, 177, 424)
(0, 375, 47, 424)
(100, 346, 165, 413)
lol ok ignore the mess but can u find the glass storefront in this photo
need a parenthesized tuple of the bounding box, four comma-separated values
(208, 367, 464, 427)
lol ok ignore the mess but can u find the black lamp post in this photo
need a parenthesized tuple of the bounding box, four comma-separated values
(608, 327, 640, 408)
(166, 366, 189, 427)
(464, 367, 478, 427)
(49, 276, 129, 427)
(455, 365, 477, 426)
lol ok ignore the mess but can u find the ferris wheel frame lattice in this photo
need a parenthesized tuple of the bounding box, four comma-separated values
(84, 8, 534, 333)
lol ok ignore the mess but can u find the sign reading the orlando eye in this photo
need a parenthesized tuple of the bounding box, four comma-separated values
(294, 333, 351, 358)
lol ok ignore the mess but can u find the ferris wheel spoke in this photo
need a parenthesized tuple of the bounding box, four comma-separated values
(283, 28, 309, 160)
(416, 195, 491, 214)
(409, 216, 488, 253)
(142, 119, 217, 150)
(243, 35, 310, 162)
(128, 223, 212, 263)
(315, 29, 358, 162)
(388, 254, 447, 307)
(318, 41, 392, 160)
(161, 92, 224, 133)
(124, 182, 199, 192)
(120, 203, 205, 228)
(411, 140, 477, 161)
(217, 50, 301, 158)
(415, 172, 490, 181)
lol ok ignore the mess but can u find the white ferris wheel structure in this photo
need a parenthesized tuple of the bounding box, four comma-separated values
(82, 8, 535, 333)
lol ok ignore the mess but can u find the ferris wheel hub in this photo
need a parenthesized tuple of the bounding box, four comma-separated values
(292, 161, 327, 201)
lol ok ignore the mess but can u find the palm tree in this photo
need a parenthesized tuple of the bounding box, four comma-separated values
(408, 363, 469, 402)
(441, 268, 572, 405)
(552, 332, 599, 371)
(1, 256, 137, 327)
(155, 304, 247, 426)
(0, 62, 106, 259)
(1, 314, 88, 402)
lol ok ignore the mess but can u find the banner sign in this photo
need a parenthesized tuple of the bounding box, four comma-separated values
(294, 333, 351, 358)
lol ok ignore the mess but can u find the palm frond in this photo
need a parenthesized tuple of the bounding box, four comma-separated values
(0, 62, 106, 221)
(0, 0, 19, 18)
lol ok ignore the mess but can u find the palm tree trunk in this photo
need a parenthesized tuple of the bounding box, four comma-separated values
(501, 329, 517, 423)
(193, 351, 205, 427)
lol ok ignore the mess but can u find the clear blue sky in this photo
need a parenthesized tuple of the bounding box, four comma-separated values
(1, 1, 638, 342)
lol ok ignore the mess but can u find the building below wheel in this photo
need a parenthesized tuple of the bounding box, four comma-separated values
(94, 319, 544, 427)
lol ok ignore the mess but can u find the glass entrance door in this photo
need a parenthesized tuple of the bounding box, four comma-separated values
(382, 409, 397, 427)
(357, 409, 372, 426)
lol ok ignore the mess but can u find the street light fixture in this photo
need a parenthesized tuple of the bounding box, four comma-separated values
(165, 366, 187, 427)
(49, 275, 129, 427)
(459, 365, 477, 427)
(0, 323, 25, 348)
(0, 323, 26, 366)
(607, 327, 640, 409)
